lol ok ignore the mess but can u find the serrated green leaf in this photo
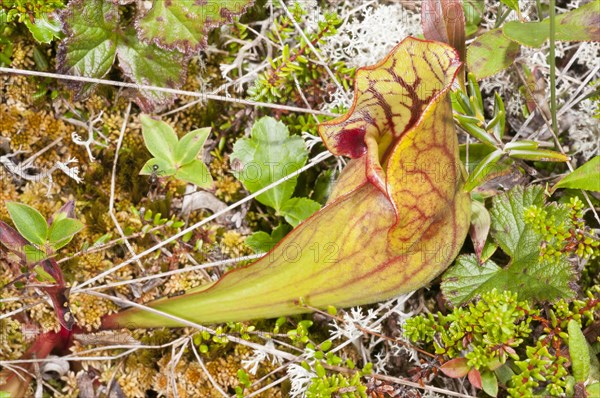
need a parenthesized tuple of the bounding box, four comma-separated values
(117, 28, 187, 112)
(467, 28, 520, 79)
(442, 254, 502, 304)
(280, 198, 321, 227)
(443, 186, 576, 305)
(245, 232, 273, 254)
(135, 0, 254, 54)
(231, 116, 308, 211)
(57, 0, 119, 90)
(245, 224, 293, 254)
(553, 156, 600, 192)
(57, 1, 189, 112)
(48, 218, 84, 251)
(140, 115, 178, 162)
(174, 159, 213, 189)
(490, 185, 545, 257)
(174, 128, 211, 165)
(503, 1, 600, 48)
(6, 202, 48, 246)
(24, 13, 62, 44)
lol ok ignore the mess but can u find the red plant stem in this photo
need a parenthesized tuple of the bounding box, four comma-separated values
(0, 326, 76, 395)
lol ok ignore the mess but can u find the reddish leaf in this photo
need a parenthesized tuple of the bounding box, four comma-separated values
(102, 38, 471, 328)
(422, 0, 466, 85)
(440, 357, 470, 378)
(468, 368, 483, 389)
(0, 220, 28, 260)
(48, 200, 76, 224)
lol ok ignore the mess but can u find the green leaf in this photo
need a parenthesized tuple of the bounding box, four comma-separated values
(467, 28, 520, 80)
(503, 1, 600, 48)
(174, 159, 213, 189)
(245, 231, 273, 254)
(553, 156, 600, 192)
(135, 0, 254, 54)
(568, 320, 590, 383)
(469, 200, 491, 261)
(312, 169, 337, 205)
(139, 158, 176, 176)
(507, 148, 570, 162)
(499, 0, 519, 11)
(463, 0, 485, 37)
(140, 115, 179, 162)
(587, 383, 600, 397)
(57, 1, 189, 112)
(24, 13, 62, 44)
(442, 254, 502, 305)
(460, 143, 495, 173)
(480, 370, 499, 397)
(480, 240, 498, 262)
(48, 218, 84, 251)
(442, 186, 576, 305)
(464, 149, 504, 192)
(32, 264, 56, 283)
(6, 202, 48, 246)
(117, 28, 188, 112)
(57, 0, 119, 90)
(24, 245, 47, 265)
(246, 224, 292, 253)
(231, 116, 308, 211)
(280, 198, 322, 227)
(174, 128, 211, 165)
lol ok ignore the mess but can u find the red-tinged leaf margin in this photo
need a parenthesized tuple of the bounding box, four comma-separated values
(440, 357, 471, 378)
(134, 0, 255, 55)
(116, 28, 188, 112)
(56, 0, 120, 97)
(318, 37, 463, 202)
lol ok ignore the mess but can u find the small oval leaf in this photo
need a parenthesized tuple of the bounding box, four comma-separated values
(48, 218, 84, 251)
(174, 159, 214, 189)
(6, 202, 48, 246)
(440, 357, 470, 378)
(140, 115, 178, 162)
(174, 127, 211, 165)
